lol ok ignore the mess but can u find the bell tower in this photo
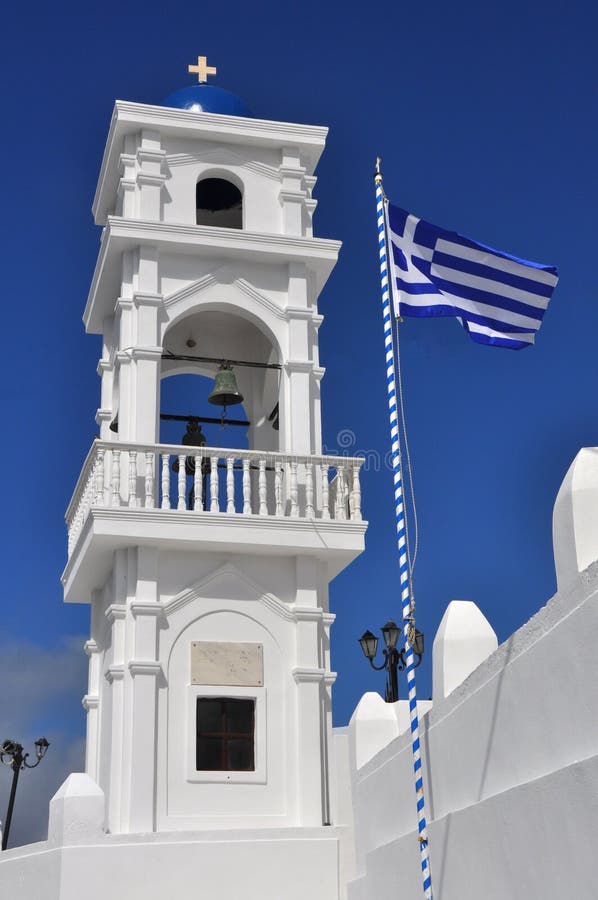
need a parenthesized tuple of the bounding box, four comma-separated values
(61, 61, 366, 895)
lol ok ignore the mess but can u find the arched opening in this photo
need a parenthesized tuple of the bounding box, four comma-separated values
(196, 177, 242, 229)
(162, 308, 281, 453)
(159, 308, 281, 512)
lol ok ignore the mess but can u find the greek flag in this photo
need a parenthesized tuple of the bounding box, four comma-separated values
(386, 203, 559, 349)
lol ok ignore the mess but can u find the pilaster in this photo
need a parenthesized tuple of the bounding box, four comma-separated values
(83, 632, 101, 780)
(292, 558, 328, 825)
(121, 547, 162, 833)
(280, 147, 306, 236)
(136, 130, 167, 221)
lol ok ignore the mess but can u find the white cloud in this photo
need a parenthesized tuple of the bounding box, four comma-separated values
(0, 636, 87, 848)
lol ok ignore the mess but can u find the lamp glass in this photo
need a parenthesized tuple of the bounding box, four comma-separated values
(358, 630, 378, 661)
(413, 628, 424, 657)
(381, 619, 400, 650)
(34, 737, 49, 760)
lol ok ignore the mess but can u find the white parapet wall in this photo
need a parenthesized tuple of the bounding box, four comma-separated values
(432, 600, 497, 700)
(345, 447, 598, 900)
(553, 447, 598, 591)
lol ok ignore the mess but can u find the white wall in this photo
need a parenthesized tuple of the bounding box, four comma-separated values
(347, 559, 598, 899)
(0, 828, 343, 900)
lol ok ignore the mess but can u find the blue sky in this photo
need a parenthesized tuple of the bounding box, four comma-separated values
(1, 0, 596, 844)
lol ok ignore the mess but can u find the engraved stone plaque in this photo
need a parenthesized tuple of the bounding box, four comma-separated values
(191, 641, 264, 686)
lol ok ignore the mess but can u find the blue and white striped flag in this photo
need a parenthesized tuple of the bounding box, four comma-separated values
(386, 203, 559, 349)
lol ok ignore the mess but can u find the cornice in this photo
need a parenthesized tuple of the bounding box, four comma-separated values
(105, 664, 124, 683)
(82, 694, 99, 710)
(133, 291, 163, 307)
(95, 409, 113, 426)
(105, 603, 126, 623)
(105, 217, 340, 256)
(128, 660, 162, 677)
(90, 505, 367, 537)
(130, 600, 164, 619)
(136, 148, 166, 165)
(279, 165, 307, 180)
(292, 667, 327, 683)
(118, 180, 135, 195)
(136, 173, 167, 189)
(284, 359, 315, 374)
(279, 190, 306, 205)
(84, 639, 100, 656)
(119, 152, 136, 173)
(291, 668, 336, 685)
(121, 346, 163, 362)
(113, 100, 329, 142)
(284, 306, 315, 321)
(293, 607, 324, 622)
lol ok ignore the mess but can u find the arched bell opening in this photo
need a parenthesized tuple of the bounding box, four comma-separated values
(161, 307, 281, 455)
(196, 177, 243, 229)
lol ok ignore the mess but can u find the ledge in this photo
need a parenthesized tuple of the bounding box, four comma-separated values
(84, 218, 341, 333)
(62, 507, 367, 604)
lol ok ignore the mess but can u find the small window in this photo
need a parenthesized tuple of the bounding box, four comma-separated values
(196, 697, 255, 771)
(196, 178, 242, 229)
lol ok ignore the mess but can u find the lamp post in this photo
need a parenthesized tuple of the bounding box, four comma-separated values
(0, 737, 49, 850)
(358, 620, 424, 702)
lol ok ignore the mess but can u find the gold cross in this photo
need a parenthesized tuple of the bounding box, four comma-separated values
(188, 55, 217, 84)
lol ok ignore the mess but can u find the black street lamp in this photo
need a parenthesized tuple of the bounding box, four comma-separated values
(0, 737, 49, 850)
(358, 620, 424, 703)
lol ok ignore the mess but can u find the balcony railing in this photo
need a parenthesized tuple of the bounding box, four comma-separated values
(66, 440, 364, 556)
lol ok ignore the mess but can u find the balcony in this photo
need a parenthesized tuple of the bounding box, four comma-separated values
(62, 441, 367, 602)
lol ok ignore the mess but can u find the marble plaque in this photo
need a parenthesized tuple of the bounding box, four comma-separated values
(191, 641, 263, 686)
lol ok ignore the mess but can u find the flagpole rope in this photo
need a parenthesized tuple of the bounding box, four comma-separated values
(374, 159, 433, 900)
(394, 316, 419, 576)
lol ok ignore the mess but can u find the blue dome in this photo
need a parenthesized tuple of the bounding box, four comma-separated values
(161, 85, 253, 118)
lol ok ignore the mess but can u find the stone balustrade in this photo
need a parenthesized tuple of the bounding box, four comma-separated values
(66, 440, 364, 556)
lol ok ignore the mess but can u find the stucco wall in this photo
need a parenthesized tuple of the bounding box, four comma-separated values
(347, 561, 598, 899)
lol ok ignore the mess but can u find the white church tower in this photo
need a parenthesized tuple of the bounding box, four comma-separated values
(54, 59, 366, 899)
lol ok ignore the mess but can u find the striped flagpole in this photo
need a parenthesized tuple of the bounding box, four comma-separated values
(374, 158, 433, 900)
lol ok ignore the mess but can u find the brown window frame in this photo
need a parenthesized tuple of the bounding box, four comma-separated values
(196, 697, 255, 772)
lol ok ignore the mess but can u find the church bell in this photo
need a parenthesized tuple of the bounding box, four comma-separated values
(208, 363, 244, 408)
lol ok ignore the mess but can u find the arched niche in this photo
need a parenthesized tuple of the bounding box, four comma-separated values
(196, 175, 243, 229)
(161, 307, 281, 454)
